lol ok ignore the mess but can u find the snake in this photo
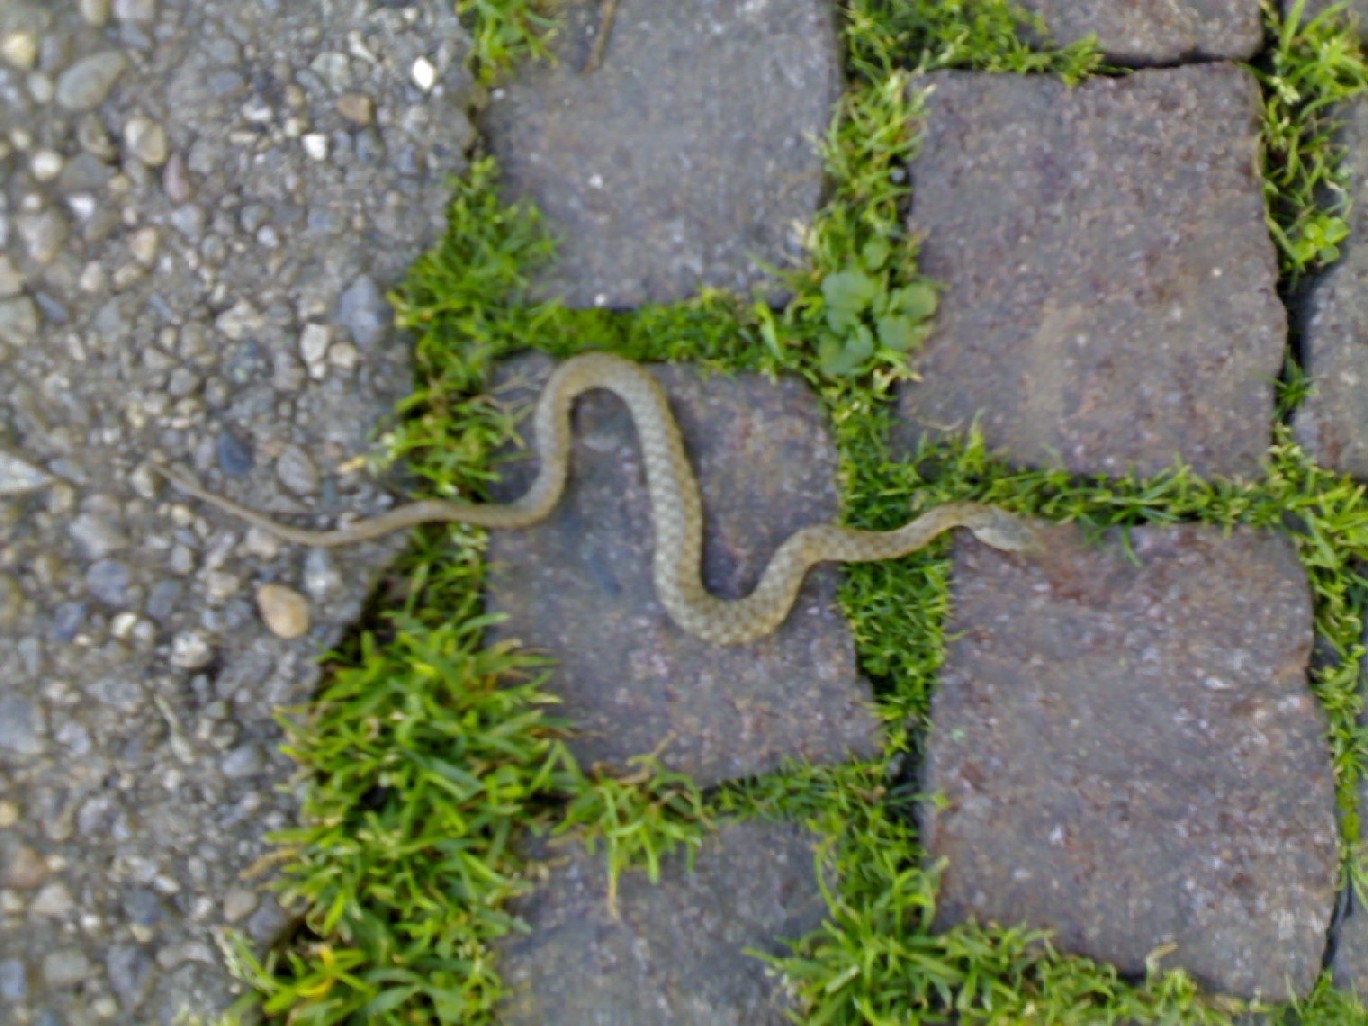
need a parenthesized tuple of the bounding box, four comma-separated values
(152, 352, 1040, 645)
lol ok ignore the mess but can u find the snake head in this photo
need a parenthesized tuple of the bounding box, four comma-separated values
(965, 508, 1043, 554)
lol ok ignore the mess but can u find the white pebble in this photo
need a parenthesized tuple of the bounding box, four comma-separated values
(30, 150, 63, 182)
(67, 194, 97, 221)
(169, 629, 214, 669)
(27, 72, 54, 104)
(411, 56, 436, 91)
(124, 115, 168, 165)
(299, 323, 330, 365)
(110, 612, 141, 639)
(302, 133, 327, 161)
(80, 0, 111, 26)
(79, 262, 105, 292)
(129, 226, 158, 265)
(0, 33, 36, 70)
(328, 340, 359, 371)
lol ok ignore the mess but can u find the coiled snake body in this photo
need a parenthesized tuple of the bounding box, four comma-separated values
(155, 352, 1039, 644)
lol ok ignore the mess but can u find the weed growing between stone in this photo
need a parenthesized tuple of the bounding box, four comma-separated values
(208, 0, 1368, 1024)
(1252, 0, 1368, 281)
(457, 0, 559, 83)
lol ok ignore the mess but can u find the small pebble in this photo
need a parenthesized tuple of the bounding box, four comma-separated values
(299, 323, 330, 365)
(0, 297, 39, 348)
(204, 570, 241, 605)
(17, 210, 68, 266)
(32, 882, 75, 917)
(0, 575, 24, 626)
(30, 150, 63, 181)
(303, 548, 342, 601)
(80, 0, 112, 26)
(302, 133, 327, 161)
(110, 611, 141, 639)
(256, 583, 310, 639)
(337, 92, 373, 125)
(162, 152, 192, 202)
(93, 996, 120, 1019)
(50, 601, 87, 642)
(69, 510, 129, 557)
(0, 449, 51, 496)
(0, 802, 16, 828)
(106, 945, 153, 1009)
(169, 630, 214, 669)
(0, 694, 43, 757)
(0, 841, 46, 887)
(27, 72, 54, 105)
(129, 226, 158, 265)
(146, 580, 183, 622)
(411, 55, 436, 91)
(124, 116, 169, 165)
(67, 194, 98, 223)
(336, 274, 390, 348)
(216, 429, 254, 476)
(79, 261, 106, 292)
(215, 300, 261, 341)
(86, 559, 132, 605)
(77, 113, 117, 159)
(221, 743, 265, 778)
(0, 958, 26, 1002)
(0, 256, 23, 298)
(310, 51, 351, 91)
(223, 888, 258, 923)
(0, 33, 37, 70)
(42, 949, 93, 987)
(328, 340, 360, 371)
(56, 52, 129, 112)
(276, 444, 319, 495)
(113, 0, 157, 21)
(241, 527, 283, 560)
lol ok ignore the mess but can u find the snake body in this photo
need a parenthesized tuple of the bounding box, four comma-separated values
(155, 352, 1039, 644)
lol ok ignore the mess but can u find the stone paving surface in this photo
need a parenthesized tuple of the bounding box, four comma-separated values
(0, 0, 1363, 1022)
(921, 523, 1338, 999)
(486, 353, 882, 787)
(897, 65, 1284, 481)
(482, 0, 838, 307)
(1020, 0, 1262, 64)
(495, 821, 829, 1025)
(1295, 94, 1368, 477)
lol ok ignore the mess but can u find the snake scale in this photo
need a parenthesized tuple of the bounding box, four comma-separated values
(154, 352, 1040, 644)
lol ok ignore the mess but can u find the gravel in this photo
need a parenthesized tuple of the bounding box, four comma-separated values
(0, 0, 475, 1020)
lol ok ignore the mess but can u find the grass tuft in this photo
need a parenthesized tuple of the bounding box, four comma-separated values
(216, 615, 580, 1025)
(1252, 0, 1368, 283)
(558, 750, 712, 919)
(457, 0, 560, 84)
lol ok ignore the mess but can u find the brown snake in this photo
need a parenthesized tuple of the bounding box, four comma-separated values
(153, 352, 1040, 644)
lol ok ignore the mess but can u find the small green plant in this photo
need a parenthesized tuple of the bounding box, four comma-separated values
(457, 0, 559, 83)
(1252, 0, 1368, 281)
(558, 750, 712, 917)
(816, 237, 939, 375)
(217, 614, 580, 1025)
(787, 1, 1103, 377)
